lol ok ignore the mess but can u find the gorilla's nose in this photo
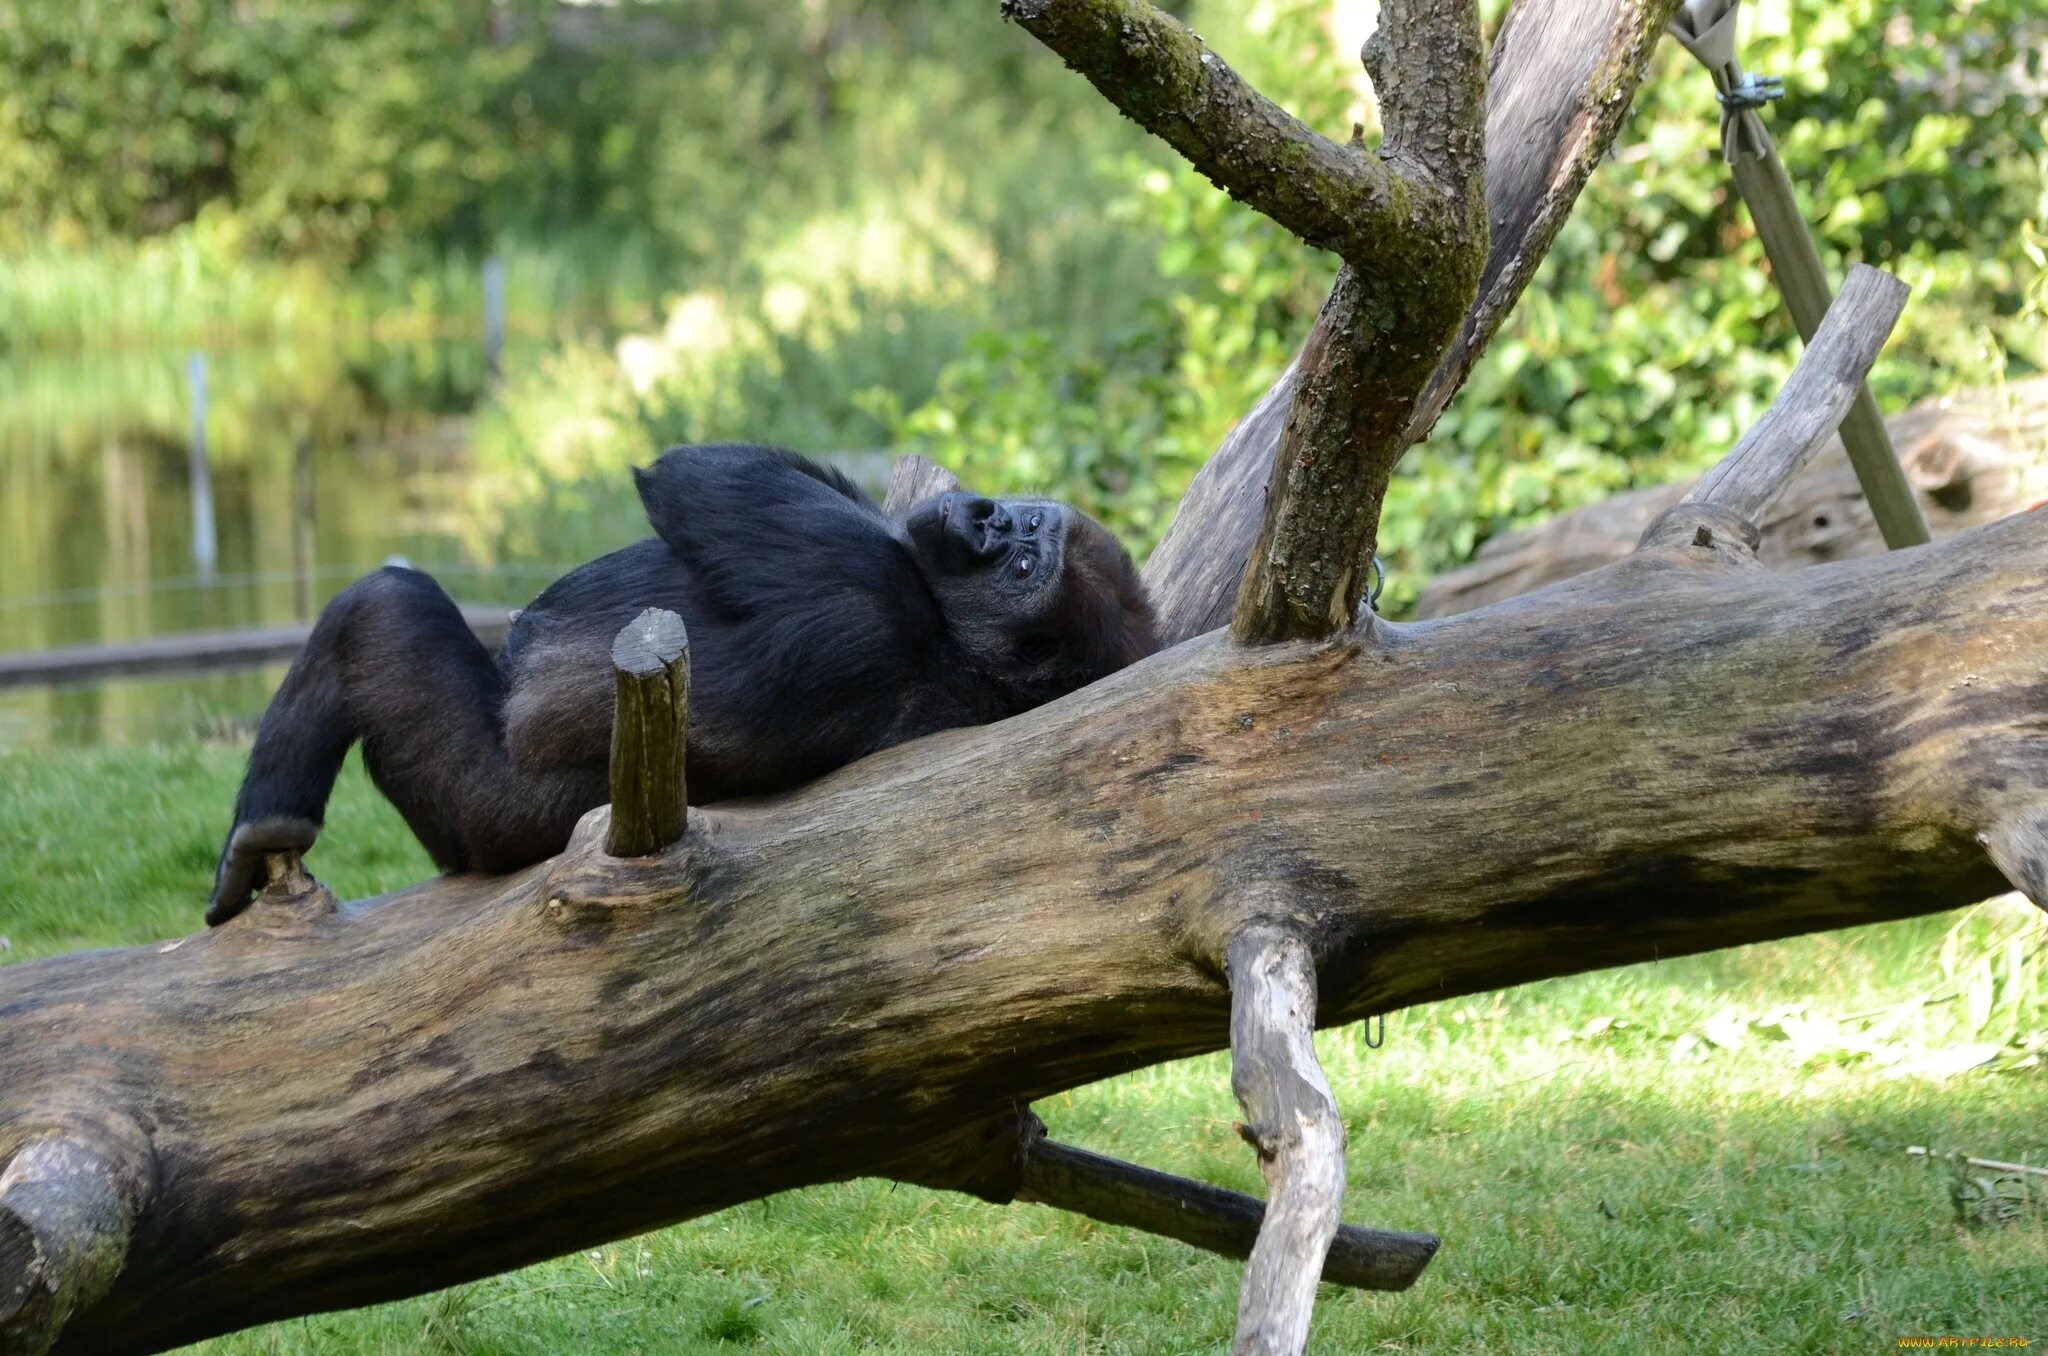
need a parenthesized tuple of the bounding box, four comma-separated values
(941, 494, 1005, 556)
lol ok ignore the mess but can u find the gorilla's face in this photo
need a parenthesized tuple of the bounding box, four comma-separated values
(907, 491, 1067, 595)
(905, 490, 1156, 699)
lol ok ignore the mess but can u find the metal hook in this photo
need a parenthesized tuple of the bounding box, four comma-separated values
(1363, 1012, 1385, 1049)
(1366, 555, 1386, 613)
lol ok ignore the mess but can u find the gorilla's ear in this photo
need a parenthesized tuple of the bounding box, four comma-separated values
(633, 456, 684, 551)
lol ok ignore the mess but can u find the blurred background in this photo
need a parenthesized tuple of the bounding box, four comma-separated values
(2, 0, 2043, 749)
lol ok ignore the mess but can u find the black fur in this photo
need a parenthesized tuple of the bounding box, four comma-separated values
(206, 443, 1156, 923)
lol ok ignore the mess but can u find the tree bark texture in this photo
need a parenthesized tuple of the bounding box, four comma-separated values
(1412, 377, 2048, 618)
(2, 496, 2043, 1352)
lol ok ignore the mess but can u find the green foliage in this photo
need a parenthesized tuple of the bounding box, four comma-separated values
(871, 0, 1342, 554)
(9, 0, 2043, 598)
(0, 0, 538, 259)
(857, 0, 2048, 603)
(1386, 0, 2048, 610)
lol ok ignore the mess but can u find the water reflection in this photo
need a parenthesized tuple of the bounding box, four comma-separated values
(0, 338, 579, 749)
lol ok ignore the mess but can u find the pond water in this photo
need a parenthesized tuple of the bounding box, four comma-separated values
(0, 337, 586, 750)
(0, 335, 899, 751)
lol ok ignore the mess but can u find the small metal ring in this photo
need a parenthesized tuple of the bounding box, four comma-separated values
(1366, 555, 1387, 613)
(1716, 71, 1783, 112)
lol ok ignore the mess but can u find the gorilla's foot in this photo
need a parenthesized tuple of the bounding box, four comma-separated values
(206, 816, 320, 926)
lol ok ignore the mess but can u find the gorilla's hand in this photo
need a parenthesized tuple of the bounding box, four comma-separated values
(206, 815, 321, 926)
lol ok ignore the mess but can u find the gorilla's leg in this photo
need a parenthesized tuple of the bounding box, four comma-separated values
(208, 567, 601, 925)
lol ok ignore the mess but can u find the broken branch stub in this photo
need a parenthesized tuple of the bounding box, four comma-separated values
(1226, 924, 1348, 1356)
(881, 453, 961, 518)
(605, 607, 691, 859)
(0, 1125, 151, 1356)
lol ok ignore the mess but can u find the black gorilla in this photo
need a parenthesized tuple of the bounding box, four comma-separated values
(206, 443, 1157, 923)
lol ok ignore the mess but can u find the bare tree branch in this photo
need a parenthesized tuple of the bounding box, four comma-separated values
(1411, 377, 2048, 619)
(1000, 0, 1442, 267)
(1684, 266, 1910, 523)
(909, 1111, 1436, 1292)
(1226, 924, 1346, 1356)
(1005, 0, 1489, 645)
(1224, 0, 1488, 644)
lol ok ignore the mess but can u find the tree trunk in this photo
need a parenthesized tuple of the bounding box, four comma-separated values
(1413, 377, 2048, 617)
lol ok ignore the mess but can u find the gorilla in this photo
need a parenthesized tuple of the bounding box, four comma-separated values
(206, 443, 1157, 923)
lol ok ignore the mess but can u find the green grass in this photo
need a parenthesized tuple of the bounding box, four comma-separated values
(3, 746, 2044, 1354)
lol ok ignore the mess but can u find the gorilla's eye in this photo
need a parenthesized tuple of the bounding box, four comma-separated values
(1015, 554, 1035, 578)
(1028, 511, 1043, 532)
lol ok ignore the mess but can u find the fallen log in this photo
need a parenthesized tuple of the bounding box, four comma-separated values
(3, 278, 2042, 1349)
(1413, 376, 2048, 617)
(3, 502, 2041, 1353)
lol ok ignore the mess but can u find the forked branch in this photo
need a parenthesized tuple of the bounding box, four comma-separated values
(1142, 0, 1685, 645)
(998, 0, 1473, 267)
(1005, 0, 1488, 646)
(1226, 924, 1347, 1356)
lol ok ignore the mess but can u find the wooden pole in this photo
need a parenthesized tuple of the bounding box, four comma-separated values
(1016, 1137, 1436, 1293)
(482, 255, 506, 382)
(1668, 0, 1932, 548)
(605, 608, 690, 858)
(185, 353, 217, 584)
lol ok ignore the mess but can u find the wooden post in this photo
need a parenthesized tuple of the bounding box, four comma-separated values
(1016, 1138, 1435, 1292)
(186, 353, 217, 583)
(605, 608, 690, 858)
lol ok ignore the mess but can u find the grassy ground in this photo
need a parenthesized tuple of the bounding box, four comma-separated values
(2, 745, 2044, 1354)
